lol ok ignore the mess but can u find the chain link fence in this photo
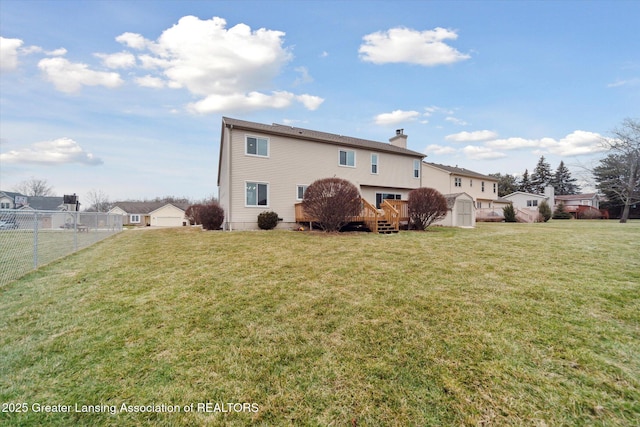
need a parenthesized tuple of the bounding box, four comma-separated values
(0, 210, 123, 286)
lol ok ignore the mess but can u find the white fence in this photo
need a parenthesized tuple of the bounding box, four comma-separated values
(0, 210, 123, 286)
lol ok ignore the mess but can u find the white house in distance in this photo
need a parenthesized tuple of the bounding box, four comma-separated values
(109, 202, 190, 227)
(421, 163, 507, 222)
(503, 186, 555, 222)
(217, 117, 427, 231)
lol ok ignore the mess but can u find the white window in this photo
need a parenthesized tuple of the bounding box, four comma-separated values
(470, 179, 473, 187)
(527, 200, 538, 207)
(246, 182, 268, 206)
(246, 136, 269, 157)
(296, 185, 308, 201)
(339, 149, 355, 167)
(477, 201, 482, 209)
(130, 214, 140, 223)
(454, 177, 462, 187)
(493, 183, 497, 194)
(481, 181, 485, 192)
(413, 160, 420, 178)
(371, 154, 378, 174)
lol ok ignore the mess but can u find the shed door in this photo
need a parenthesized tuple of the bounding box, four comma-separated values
(457, 200, 472, 227)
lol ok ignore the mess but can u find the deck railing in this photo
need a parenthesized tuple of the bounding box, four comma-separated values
(295, 198, 410, 232)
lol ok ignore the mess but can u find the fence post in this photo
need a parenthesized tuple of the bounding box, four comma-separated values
(33, 211, 39, 269)
(74, 211, 78, 251)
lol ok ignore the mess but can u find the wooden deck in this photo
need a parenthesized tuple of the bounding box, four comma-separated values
(295, 198, 409, 233)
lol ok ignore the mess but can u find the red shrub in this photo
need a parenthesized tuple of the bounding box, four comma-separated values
(302, 178, 361, 232)
(408, 187, 448, 230)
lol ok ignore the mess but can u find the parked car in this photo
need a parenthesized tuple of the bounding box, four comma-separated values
(0, 220, 18, 230)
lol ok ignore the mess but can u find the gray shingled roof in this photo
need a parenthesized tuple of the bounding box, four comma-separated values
(222, 117, 426, 158)
(111, 201, 190, 214)
(424, 162, 497, 181)
(23, 196, 64, 211)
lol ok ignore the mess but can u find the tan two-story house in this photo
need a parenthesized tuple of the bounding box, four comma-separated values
(421, 163, 506, 221)
(217, 117, 426, 230)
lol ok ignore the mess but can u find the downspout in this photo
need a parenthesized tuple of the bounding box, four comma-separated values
(227, 123, 233, 231)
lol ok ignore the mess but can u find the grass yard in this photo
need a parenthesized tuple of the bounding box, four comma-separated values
(1, 221, 639, 426)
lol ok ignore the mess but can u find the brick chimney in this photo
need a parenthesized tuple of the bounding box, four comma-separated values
(389, 129, 407, 148)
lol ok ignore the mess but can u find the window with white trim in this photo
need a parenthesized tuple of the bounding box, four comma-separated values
(493, 183, 497, 194)
(339, 149, 355, 167)
(454, 177, 462, 187)
(246, 182, 268, 206)
(130, 214, 140, 223)
(246, 136, 269, 157)
(481, 181, 485, 192)
(527, 200, 538, 207)
(296, 185, 308, 201)
(371, 153, 378, 174)
(413, 160, 420, 178)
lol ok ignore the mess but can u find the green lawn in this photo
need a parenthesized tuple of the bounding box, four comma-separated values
(1, 222, 638, 426)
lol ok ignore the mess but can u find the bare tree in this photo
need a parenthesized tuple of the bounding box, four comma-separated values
(594, 118, 640, 223)
(85, 189, 111, 212)
(13, 177, 54, 197)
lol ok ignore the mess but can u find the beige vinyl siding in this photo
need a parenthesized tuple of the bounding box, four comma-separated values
(422, 163, 499, 205)
(150, 205, 186, 227)
(422, 164, 452, 193)
(226, 129, 422, 229)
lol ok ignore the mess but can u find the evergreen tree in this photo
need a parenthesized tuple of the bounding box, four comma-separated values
(538, 200, 552, 222)
(503, 203, 517, 222)
(519, 169, 534, 193)
(531, 156, 553, 194)
(488, 173, 519, 197)
(551, 161, 580, 195)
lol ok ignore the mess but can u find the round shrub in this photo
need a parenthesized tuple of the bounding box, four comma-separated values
(200, 202, 225, 230)
(257, 211, 279, 230)
(302, 178, 361, 232)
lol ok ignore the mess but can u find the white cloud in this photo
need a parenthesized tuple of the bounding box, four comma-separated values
(359, 27, 470, 66)
(296, 94, 324, 110)
(0, 36, 23, 71)
(293, 66, 313, 86)
(0, 137, 103, 165)
(548, 130, 607, 156)
(38, 57, 123, 93)
(187, 91, 295, 114)
(135, 75, 165, 88)
(485, 130, 606, 156)
(425, 144, 456, 155)
(446, 130, 498, 142)
(374, 110, 420, 126)
(445, 116, 469, 126)
(95, 51, 136, 69)
(116, 15, 322, 112)
(46, 48, 67, 56)
(463, 145, 506, 160)
(115, 32, 149, 50)
(607, 78, 640, 88)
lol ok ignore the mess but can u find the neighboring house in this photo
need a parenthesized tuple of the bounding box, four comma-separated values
(18, 196, 65, 211)
(217, 117, 426, 231)
(0, 191, 28, 209)
(503, 186, 555, 222)
(421, 163, 503, 221)
(109, 202, 190, 227)
(554, 193, 603, 218)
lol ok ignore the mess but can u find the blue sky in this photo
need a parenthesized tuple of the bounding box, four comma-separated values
(1, 0, 638, 203)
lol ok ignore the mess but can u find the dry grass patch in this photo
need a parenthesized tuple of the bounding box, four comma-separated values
(1, 221, 639, 426)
